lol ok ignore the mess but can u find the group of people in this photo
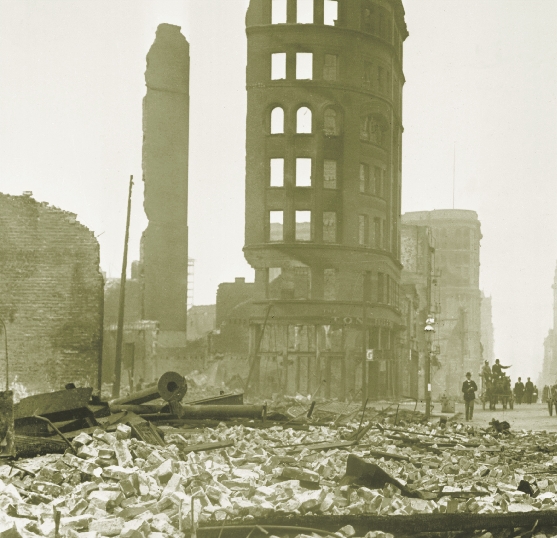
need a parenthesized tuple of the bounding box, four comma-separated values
(462, 360, 538, 421)
(513, 376, 537, 404)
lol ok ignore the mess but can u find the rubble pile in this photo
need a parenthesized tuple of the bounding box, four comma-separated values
(2, 418, 557, 537)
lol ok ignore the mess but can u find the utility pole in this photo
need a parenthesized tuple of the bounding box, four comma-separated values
(113, 175, 133, 399)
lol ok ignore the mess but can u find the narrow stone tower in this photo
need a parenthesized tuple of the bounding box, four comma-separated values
(142, 24, 189, 362)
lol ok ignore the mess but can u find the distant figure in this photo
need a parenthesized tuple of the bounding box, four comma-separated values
(462, 372, 478, 421)
(525, 377, 534, 404)
(492, 359, 511, 378)
(481, 360, 492, 386)
(65, 383, 76, 390)
(135, 377, 144, 392)
(514, 377, 524, 404)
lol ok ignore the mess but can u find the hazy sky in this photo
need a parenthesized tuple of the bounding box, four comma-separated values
(0, 0, 556, 380)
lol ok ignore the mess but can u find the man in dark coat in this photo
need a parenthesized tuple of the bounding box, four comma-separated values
(514, 377, 525, 405)
(462, 372, 478, 421)
(492, 359, 511, 378)
(525, 377, 534, 404)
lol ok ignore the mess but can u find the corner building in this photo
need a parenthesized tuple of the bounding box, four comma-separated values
(243, 0, 408, 399)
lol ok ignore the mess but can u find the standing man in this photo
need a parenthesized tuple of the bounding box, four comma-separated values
(525, 377, 534, 404)
(462, 372, 478, 421)
(514, 377, 524, 405)
(481, 360, 492, 388)
(492, 359, 511, 379)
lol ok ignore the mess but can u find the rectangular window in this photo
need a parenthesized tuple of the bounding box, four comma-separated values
(323, 54, 338, 81)
(297, 0, 314, 23)
(374, 166, 382, 197)
(324, 269, 337, 301)
(271, 53, 287, 80)
(280, 267, 310, 299)
(359, 163, 369, 193)
(270, 158, 284, 187)
(271, 0, 287, 24)
(323, 159, 337, 189)
(363, 271, 372, 302)
(377, 66, 384, 92)
(296, 158, 312, 186)
(377, 272, 385, 303)
(269, 210, 283, 241)
(363, 61, 373, 89)
(268, 267, 282, 299)
(295, 210, 311, 241)
(323, 212, 337, 243)
(374, 217, 381, 249)
(324, 0, 339, 26)
(358, 214, 369, 246)
(296, 53, 313, 80)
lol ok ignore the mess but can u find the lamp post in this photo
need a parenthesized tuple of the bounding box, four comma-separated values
(0, 318, 8, 391)
(424, 315, 435, 420)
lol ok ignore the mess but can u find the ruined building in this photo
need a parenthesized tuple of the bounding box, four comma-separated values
(0, 193, 103, 394)
(480, 292, 495, 365)
(242, 0, 408, 399)
(141, 23, 190, 360)
(541, 263, 557, 384)
(400, 224, 436, 400)
(103, 24, 190, 387)
(402, 210, 482, 399)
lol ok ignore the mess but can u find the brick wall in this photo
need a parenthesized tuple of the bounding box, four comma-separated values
(0, 193, 103, 394)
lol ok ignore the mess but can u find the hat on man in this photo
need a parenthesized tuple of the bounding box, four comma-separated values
(466, 372, 471, 377)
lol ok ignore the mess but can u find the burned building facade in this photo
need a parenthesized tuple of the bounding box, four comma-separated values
(402, 210, 482, 399)
(0, 193, 103, 394)
(243, 0, 408, 399)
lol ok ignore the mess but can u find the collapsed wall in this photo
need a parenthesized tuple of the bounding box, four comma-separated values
(0, 193, 103, 394)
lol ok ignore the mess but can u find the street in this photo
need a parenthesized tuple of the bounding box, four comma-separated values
(453, 400, 557, 431)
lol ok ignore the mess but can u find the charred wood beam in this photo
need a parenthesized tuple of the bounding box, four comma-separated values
(198, 512, 557, 537)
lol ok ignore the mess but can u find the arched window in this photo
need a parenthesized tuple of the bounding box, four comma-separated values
(270, 107, 284, 134)
(324, 109, 340, 136)
(296, 107, 312, 133)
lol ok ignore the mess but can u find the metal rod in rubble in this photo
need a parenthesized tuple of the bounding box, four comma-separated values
(113, 175, 133, 399)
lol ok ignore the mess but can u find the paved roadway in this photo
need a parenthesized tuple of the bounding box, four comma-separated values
(451, 401, 557, 432)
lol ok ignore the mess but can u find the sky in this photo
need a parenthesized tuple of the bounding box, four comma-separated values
(0, 0, 556, 380)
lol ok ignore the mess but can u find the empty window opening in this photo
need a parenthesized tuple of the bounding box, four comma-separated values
(359, 163, 369, 193)
(324, 159, 337, 189)
(297, 0, 314, 23)
(324, 0, 338, 25)
(296, 53, 313, 79)
(269, 211, 284, 241)
(270, 158, 284, 187)
(374, 166, 383, 197)
(271, 53, 287, 80)
(374, 217, 381, 248)
(296, 158, 312, 186)
(323, 54, 338, 81)
(324, 108, 339, 136)
(268, 267, 283, 299)
(270, 107, 284, 134)
(324, 269, 337, 301)
(296, 106, 312, 133)
(360, 114, 386, 146)
(363, 61, 373, 89)
(358, 214, 369, 246)
(271, 0, 287, 24)
(377, 272, 385, 303)
(296, 211, 311, 241)
(323, 212, 337, 242)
